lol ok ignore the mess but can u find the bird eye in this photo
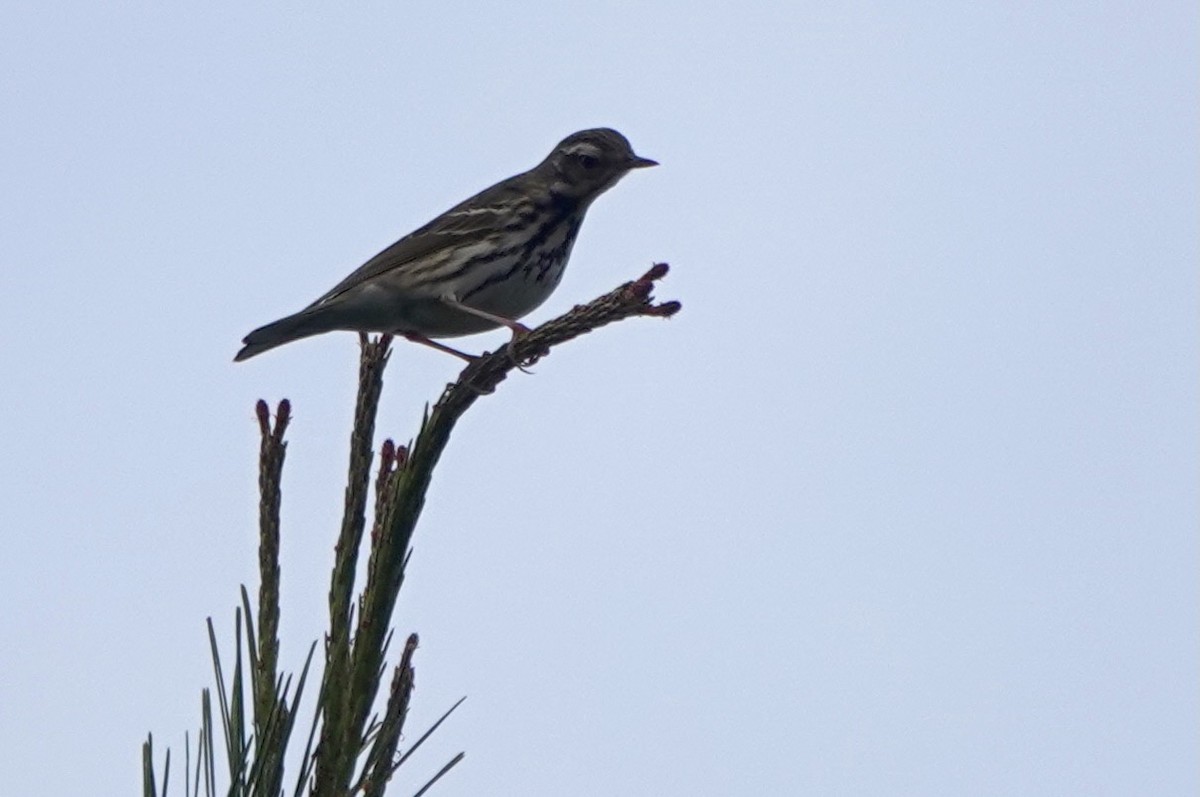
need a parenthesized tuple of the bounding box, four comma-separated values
(577, 153, 599, 170)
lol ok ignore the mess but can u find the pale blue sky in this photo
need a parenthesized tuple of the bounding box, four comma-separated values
(1, 2, 1196, 795)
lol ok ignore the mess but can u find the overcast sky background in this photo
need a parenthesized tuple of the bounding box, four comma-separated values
(1, 3, 1196, 795)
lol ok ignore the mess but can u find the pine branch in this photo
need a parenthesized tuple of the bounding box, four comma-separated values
(342, 263, 679, 763)
(144, 263, 680, 797)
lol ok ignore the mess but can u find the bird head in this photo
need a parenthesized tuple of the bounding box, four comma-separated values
(539, 128, 657, 203)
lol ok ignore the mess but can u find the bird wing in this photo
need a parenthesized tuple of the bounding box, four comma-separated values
(305, 175, 535, 310)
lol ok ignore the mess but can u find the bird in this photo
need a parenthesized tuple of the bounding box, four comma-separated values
(234, 128, 657, 362)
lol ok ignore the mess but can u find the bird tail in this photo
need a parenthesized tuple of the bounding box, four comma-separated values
(234, 309, 339, 362)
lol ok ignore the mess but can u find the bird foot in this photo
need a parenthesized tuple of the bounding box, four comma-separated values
(505, 327, 547, 373)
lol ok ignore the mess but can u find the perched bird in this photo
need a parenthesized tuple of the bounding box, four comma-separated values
(235, 128, 657, 362)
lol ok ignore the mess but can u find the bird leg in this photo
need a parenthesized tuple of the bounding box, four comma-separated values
(438, 296, 532, 337)
(438, 296, 540, 368)
(401, 333, 478, 362)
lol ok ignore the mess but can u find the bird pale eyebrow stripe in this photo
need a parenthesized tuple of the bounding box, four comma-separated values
(565, 143, 601, 156)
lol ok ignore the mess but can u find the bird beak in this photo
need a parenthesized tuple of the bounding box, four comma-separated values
(627, 155, 659, 169)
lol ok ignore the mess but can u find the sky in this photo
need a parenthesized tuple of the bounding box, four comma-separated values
(1, 2, 1196, 795)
